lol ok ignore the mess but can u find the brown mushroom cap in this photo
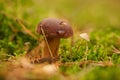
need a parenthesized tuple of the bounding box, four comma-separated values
(36, 18, 73, 38)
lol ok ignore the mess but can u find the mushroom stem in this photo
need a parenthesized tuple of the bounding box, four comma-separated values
(43, 37, 60, 58)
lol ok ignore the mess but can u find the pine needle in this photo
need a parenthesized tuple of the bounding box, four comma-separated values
(40, 27, 53, 58)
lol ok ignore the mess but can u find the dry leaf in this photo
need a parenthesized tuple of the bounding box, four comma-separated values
(80, 33, 90, 41)
(42, 64, 58, 74)
(19, 57, 34, 69)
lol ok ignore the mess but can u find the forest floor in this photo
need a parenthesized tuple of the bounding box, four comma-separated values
(0, 0, 120, 80)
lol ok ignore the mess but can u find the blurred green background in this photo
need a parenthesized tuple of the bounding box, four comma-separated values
(1, 0, 120, 30)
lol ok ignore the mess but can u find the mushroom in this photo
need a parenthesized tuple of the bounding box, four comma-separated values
(36, 18, 73, 60)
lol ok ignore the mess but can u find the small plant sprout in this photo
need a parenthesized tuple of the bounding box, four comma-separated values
(79, 33, 90, 61)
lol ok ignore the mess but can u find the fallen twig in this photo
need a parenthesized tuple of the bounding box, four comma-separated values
(16, 19, 37, 40)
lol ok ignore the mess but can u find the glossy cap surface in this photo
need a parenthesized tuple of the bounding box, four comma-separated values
(36, 18, 73, 38)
